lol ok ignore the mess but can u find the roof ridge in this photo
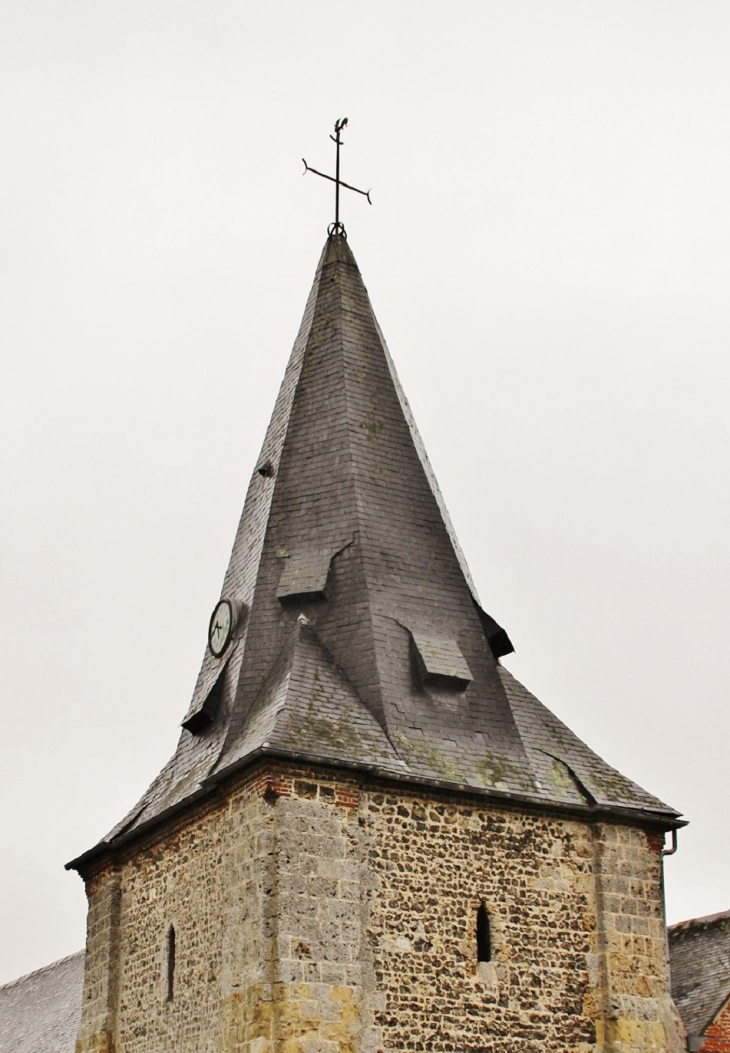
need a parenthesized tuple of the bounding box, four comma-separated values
(669, 909, 730, 933)
(367, 299, 480, 604)
(0, 950, 84, 992)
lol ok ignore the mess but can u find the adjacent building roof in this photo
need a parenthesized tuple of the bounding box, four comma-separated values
(669, 909, 730, 1042)
(0, 952, 84, 1053)
(70, 233, 680, 870)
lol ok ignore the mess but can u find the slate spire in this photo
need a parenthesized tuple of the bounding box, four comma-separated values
(93, 234, 679, 852)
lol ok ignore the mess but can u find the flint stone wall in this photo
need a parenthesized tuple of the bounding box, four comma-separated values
(75, 763, 682, 1053)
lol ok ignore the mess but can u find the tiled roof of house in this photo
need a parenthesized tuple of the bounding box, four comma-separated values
(669, 909, 730, 1041)
(0, 951, 84, 1053)
(69, 234, 680, 871)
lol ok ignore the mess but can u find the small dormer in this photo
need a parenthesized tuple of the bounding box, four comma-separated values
(277, 547, 334, 603)
(410, 630, 473, 691)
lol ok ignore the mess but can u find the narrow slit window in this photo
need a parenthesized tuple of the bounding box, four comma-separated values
(166, 925, 176, 1002)
(476, 903, 491, 963)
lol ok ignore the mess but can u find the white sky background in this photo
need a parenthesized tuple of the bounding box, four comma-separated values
(0, 0, 728, 983)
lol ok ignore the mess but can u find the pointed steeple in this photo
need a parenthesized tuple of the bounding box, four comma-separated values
(87, 235, 678, 855)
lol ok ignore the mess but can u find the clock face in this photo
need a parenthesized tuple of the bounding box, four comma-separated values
(208, 599, 233, 657)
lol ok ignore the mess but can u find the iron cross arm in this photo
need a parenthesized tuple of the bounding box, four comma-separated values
(301, 162, 372, 204)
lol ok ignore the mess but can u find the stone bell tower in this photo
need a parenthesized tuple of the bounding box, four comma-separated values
(69, 232, 685, 1053)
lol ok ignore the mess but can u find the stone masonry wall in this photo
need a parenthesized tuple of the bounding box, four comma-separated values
(76, 762, 682, 1053)
(362, 787, 681, 1053)
(76, 866, 122, 1053)
(591, 825, 685, 1053)
(77, 768, 272, 1053)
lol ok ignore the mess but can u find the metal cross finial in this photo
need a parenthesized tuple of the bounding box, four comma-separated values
(303, 118, 372, 237)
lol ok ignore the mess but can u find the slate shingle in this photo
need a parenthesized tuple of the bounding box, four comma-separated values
(70, 233, 680, 868)
(669, 910, 730, 1040)
(0, 952, 84, 1053)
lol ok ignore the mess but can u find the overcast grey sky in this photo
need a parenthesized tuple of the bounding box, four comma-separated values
(1, 0, 729, 984)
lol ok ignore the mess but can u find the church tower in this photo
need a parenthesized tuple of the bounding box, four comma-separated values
(69, 231, 685, 1053)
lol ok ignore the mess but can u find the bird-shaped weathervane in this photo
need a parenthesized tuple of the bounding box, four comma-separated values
(303, 118, 372, 236)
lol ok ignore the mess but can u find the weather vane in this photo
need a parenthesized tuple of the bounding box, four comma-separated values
(303, 118, 372, 237)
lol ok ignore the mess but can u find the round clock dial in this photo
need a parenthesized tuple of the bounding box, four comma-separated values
(208, 599, 233, 657)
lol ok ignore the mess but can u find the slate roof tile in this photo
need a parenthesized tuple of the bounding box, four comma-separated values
(0, 952, 84, 1053)
(498, 667, 677, 815)
(669, 909, 730, 1039)
(70, 233, 680, 869)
